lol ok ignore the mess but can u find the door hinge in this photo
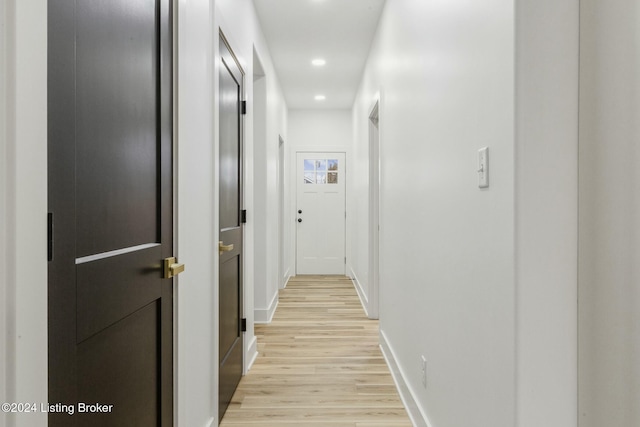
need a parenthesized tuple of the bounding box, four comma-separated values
(241, 318, 247, 332)
(47, 213, 54, 261)
(241, 209, 247, 223)
(241, 100, 247, 115)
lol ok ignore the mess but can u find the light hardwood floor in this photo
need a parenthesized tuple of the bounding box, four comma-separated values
(220, 275, 413, 427)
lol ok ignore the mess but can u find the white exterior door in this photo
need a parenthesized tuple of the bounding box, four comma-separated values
(296, 152, 346, 274)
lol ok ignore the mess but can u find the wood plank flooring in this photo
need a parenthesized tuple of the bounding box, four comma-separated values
(220, 275, 412, 427)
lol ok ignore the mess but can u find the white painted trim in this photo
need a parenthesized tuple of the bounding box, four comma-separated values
(349, 267, 370, 318)
(293, 145, 350, 154)
(254, 292, 278, 324)
(277, 135, 286, 293)
(0, 0, 8, 422)
(281, 267, 291, 289)
(244, 335, 258, 374)
(515, 1, 579, 425)
(5, 2, 49, 426)
(379, 330, 432, 427)
(367, 96, 381, 320)
(176, 1, 217, 425)
(206, 417, 216, 427)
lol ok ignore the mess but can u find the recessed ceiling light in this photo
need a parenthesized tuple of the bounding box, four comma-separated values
(311, 58, 326, 66)
(314, 95, 326, 101)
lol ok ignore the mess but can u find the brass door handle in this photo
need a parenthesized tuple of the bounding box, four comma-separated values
(219, 241, 234, 255)
(163, 257, 185, 279)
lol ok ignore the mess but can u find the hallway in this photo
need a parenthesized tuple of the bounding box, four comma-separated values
(220, 276, 412, 426)
(3, 1, 640, 426)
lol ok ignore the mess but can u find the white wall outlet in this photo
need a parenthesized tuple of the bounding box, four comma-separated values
(478, 147, 489, 188)
(421, 355, 427, 387)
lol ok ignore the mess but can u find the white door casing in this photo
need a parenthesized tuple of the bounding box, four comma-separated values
(368, 101, 380, 319)
(296, 152, 346, 275)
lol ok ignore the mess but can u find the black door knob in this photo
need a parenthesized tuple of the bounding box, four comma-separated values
(298, 218, 302, 223)
(298, 210, 302, 214)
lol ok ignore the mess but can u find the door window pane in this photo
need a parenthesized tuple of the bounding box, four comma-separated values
(304, 172, 315, 184)
(303, 158, 339, 184)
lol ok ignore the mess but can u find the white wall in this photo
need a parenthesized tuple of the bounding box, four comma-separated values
(351, 1, 578, 426)
(252, 66, 271, 322)
(1, 1, 49, 427)
(252, 46, 289, 323)
(578, 1, 640, 426)
(288, 109, 352, 150)
(352, 2, 516, 425)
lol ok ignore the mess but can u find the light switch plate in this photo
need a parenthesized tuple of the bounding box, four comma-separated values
(478, 147, 489, 188)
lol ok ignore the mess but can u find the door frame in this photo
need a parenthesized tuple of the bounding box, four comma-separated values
(1, 0, 49, 420)
(278, 135, 286, 288)
(368, 100, 380, 319)
(293, 149, 348, 276)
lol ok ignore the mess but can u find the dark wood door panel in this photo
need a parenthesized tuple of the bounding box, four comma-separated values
(76, 245, 163, 343)
(48, 0, 173, 425)
(76, 302, 160, 427)
(219, 62, 241, 231)
(219, 339, 242, 418)
(220, 255, 240, 362)
(75, 0, 160, 256)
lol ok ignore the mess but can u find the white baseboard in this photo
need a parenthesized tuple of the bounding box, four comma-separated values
(254, 292, 278, 324)
(281, 268, 291, 289)
(206, 416, 216, 427)
(244, 335, 258, 374)
(349, 266, 370, 318)
(380, 330, 432, 427)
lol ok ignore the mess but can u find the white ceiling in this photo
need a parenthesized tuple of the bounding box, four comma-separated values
(252, 0, 386, 110)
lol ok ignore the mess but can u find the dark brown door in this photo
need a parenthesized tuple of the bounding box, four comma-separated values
(48, 1, 173, 426)
(218, 33, 244, 421)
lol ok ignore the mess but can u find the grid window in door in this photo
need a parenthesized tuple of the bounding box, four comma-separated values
(304, 158, 339, 184)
